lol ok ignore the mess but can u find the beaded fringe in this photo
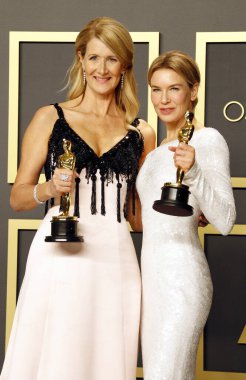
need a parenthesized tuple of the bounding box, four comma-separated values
(74, 177, 81, 217)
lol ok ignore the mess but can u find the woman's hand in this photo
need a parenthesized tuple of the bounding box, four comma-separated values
(198, 213, 209, 227)
(48, 168, 78, 198)
(169, 142, 195, 173)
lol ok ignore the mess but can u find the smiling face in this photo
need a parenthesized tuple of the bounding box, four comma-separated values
(150, 68, 198, 128)
(79, 37, 124, 97)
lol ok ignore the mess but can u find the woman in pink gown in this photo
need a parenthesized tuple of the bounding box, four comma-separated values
(0, 17, 155, 380)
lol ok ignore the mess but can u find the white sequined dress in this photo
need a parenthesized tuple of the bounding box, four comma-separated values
(136, 127, 236, 380)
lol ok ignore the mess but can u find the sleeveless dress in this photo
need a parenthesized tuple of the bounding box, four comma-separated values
(1, 104, 144, 380)
(136, 128, 236, 380)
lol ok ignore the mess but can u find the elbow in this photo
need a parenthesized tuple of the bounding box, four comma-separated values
(10, 190, 26, 212)
(220, 225, 233, 236)
(218, 205, 236, 236)
(10, 196, 22, 212)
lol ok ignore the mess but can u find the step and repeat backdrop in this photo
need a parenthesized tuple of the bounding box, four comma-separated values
(4, 30, 246, 379)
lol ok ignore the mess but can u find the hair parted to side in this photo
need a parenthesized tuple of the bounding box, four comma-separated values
(66, 17, 139, 124)
(148, 50, 200, 109)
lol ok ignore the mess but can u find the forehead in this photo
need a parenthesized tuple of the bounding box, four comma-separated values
(85, 37, 116, 56)
(151, 68, 187, 86)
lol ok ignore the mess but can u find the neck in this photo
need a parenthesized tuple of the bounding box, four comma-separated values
(163, 117, 199, 143)
(165, 119, 185, 142)
(81, 89, 119, 117)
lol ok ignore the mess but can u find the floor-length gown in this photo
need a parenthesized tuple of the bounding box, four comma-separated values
(136, 127, 236, 380)
(1, 104, 143, 380)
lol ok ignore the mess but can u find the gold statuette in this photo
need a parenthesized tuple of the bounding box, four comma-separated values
(45, 139, 84, 242)
(153, 111, 194, 217)
(57, 139, 76, 217)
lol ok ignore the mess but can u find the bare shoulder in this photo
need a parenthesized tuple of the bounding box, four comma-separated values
(32, 104, 57, 124)
(137, 119, 156, 160)
(59, 98, 80, 109)
(137, 119, 156, 141)
(27, 105, 58, 136)
(138, 119, 156, 146)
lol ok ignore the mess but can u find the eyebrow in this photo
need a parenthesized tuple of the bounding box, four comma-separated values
(151, 83, 184, 88)
(87, 53, 118, 58)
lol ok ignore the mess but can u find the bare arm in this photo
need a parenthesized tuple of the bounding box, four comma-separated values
(128, 120, 156, 231)
(10, 106, 75, 211)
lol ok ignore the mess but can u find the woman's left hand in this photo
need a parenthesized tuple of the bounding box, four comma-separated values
(169, 142, 195, 173)
(198, 213, 209, 227)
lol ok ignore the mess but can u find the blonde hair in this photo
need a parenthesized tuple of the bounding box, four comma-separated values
(148, 50, 200, 109)
(66, 17, 139, 124)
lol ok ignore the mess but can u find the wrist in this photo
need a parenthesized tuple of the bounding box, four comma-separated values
(33, 184, 45, 204)
(46, 179, 56, 198)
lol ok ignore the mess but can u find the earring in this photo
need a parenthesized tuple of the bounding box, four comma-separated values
(121, 73, 124, 89)
(83, 70, 86, 85)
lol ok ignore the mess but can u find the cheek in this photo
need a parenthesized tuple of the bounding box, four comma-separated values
(84, 62, 94, 73)
(110, 63, 122, 76)
(175, 92, 191, 106)
(151, 93, 161, 106)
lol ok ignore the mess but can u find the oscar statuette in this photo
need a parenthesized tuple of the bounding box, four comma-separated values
(45, 139, 84, 242)
(153, 111, 195, 217)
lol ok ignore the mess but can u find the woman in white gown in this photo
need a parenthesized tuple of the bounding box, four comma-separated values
(0, 17, 155, 380)
(136, 51, 236, 380)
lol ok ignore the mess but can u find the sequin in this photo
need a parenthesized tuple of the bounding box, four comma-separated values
(44, 104, 144, 222)
(137, 127, 236, 380)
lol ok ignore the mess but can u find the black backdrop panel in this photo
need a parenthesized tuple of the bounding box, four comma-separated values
(204, 234, 246, 373)
(205, 42, 246, 178)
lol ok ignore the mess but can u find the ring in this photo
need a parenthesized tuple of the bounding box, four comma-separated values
(60, 173, 69, 182)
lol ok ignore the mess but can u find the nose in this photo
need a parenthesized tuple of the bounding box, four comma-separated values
(161, 91, 170, 104)
(97, 58, 107, 74)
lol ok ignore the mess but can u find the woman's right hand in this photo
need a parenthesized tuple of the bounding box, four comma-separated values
(169, 142, 195, 173)
(48, 168, 76, 198)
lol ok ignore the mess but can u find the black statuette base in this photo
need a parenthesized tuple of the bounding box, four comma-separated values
(153, 184, 193, 217)
(45, 217, 84, 242)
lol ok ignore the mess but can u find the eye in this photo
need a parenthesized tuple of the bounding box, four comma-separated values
(152, 88, 161, 93)
(108, 57, 118, 62)
(89, 55, 97, 61)
(170, 86, 180, 91)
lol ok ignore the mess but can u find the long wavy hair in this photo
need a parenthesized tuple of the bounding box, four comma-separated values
(66, 17, 139, 125)
(148, 50, 200, 109)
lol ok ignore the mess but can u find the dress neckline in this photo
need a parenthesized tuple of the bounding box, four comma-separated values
(160, 127, 206, 146)
(55, 111, 132, 159)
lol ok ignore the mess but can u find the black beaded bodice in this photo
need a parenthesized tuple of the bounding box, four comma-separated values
(44, 103, 144, 222)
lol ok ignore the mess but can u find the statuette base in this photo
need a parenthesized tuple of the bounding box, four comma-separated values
(153, 183, 193, 217)
(45, 217, 84, 243)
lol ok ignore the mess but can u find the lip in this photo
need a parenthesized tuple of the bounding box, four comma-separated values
(159, 107, 175, 115)
(94, 76, 111, 83)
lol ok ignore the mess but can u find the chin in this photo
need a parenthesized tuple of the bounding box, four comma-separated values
(158, 114, 176, 123)
(158, 112, 184, 125)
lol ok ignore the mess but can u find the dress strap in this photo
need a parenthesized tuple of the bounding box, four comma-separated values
(131, 118, 140, 127)
(53, 103, 65, 119)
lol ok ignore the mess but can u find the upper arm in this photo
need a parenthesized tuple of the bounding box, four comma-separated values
(137, 119, 156, 166)
(14, 105, 57, 186)
(196, 129, 231, 179)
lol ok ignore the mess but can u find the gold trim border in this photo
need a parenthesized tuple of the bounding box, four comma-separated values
(8, 31, 159, 184)
(238, 325, 246, 344)
(6, 219, 41, 349)
(195, 224, 246, 380)
(195, 32, 246, 189)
